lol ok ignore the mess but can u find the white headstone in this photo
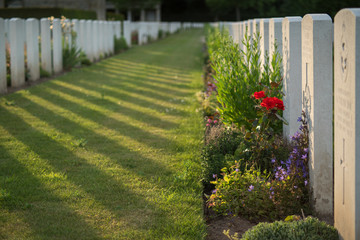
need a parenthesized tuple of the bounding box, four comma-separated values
(260, 19, 269, 70)
(282, 17, 302, 138)
(85, 20, 93, 61)
(52, 18, 62, 74)
(63, 19, 72, 49)
(334, 8, 360, 240)
(0, 18, 6, 93)
(98, 21, 104, 56)
(109, 22, 116, 55)
(40, 18, 52, 75)
(269, 18, 283, 63)
(79, 20, 86, 52)
(4, 19, 9, 43)
(72, 19, 81, 51)
(92, 20, 99, 61)
(247, 20, 253, 38)
(9, 18, 25, 87)
(242, 21, 248, 53)
(252, 19, 260, 37)
(123, 20, 132, 47)
(302, 14, 333, 217)
(115, 21, 121, 39)
(25, 18, 40, 81)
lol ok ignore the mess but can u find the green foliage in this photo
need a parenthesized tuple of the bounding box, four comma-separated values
(62, 46, 82, 70)
(196, 91, 218, 117)
(240, 217, 339, 240)
(106, 12, 125, 21)
(0, 8, 97, 20)
(40, 67, 51, 78)
(131, 31, 139, 45)
(208, 163, 274, 221)
(206, 26, 283, 132)
(110, 0, 161, 10)
(201, 125, 242, 190)
(158, 29, 164, 39)
(207, 119, 311, 221)
(114, 37, 129, 54)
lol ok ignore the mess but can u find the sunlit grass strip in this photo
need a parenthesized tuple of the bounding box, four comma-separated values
(0, 29, 206, 239)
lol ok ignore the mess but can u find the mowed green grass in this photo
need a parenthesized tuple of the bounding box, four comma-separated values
(0, 29, 206, 239)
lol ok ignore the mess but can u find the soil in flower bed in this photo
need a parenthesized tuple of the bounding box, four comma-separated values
(204, 195, 257, 239)
(206, 215, 256, 240)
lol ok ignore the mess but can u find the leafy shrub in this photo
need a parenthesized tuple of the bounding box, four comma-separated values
(131, 31, 139, 45)
(0, 8, 97, 20)
(114, 37, 129, 54)
(207, 115, 310, 221)
(206, 26, 283, 132)
(40, 67, 51, 78)
(208, 163, 273, 220)
(201, 124, 242, 191)
(238, 217, 339, 240)
(63, 46, 82, 70)
(234, 86, 289, 173)
(158, 29, 164, 39)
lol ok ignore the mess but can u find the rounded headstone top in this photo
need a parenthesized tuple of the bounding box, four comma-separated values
(303, 14, 332, 22)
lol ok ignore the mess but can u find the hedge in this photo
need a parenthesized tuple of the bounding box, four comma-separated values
(0, 8, 97, 20)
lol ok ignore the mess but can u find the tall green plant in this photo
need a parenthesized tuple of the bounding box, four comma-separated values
(207, 27, 283, 132)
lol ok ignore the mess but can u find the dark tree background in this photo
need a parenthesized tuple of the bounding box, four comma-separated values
(161, 0, 360, 22)
(110, 0, 360, 21)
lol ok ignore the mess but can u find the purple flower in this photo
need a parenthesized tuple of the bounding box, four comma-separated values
(212, 189, 217, 194)
(301, 154, 307, 160)
(304, 180, 308, 186)
(297, 116, 302, 122)
(304, 148, 308, 153)
(270, 187, 273, 191)
(294, 185, 298, 189)
(235, 168, 239, 172)
(271, 158, 276, 163)
(212, 174, 217, 179)
(271, 191, 274, 195)
(248, 185, 254, 192)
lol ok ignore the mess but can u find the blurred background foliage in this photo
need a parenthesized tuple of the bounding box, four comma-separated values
(159, 0, 360, 22)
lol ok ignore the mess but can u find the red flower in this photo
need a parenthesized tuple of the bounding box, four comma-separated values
(254, 91, 266, 99)
(260, 97, 284, 111)
(273, 98, 284, 110)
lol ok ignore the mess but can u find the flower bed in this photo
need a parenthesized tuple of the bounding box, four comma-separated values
(200, 25, 337, 239)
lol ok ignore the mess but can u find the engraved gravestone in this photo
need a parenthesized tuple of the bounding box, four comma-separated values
(282, 17, 302, 138)
(302, 14, 333, 217)
(334, 8, 360, 240)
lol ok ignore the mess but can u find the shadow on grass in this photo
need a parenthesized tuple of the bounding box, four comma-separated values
(49, 78, 188, 118)
(0, 106, 175, 239)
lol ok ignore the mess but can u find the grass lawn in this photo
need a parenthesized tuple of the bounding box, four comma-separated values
(0, 29, 207, 239)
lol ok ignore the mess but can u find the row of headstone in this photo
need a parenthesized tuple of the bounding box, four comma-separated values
(220, 8, 360, 239)
(0, 18, 202, 94)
